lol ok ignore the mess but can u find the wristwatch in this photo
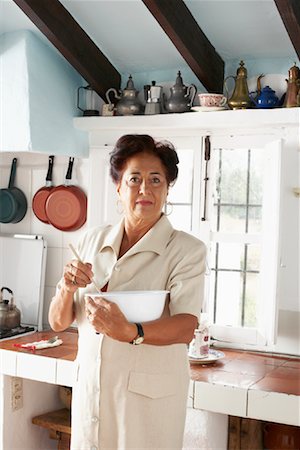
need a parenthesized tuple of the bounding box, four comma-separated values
(130, 323, 144, 345)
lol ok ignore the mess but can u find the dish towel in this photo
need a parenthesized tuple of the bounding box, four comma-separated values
(14, 336, 63, 352)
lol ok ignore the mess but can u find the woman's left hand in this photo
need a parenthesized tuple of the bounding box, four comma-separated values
(85, 296, 135, 342)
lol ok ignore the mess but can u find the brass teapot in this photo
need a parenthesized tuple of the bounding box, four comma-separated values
(164, 71, 197, 113)
(283, 63, 300, 108)
(106, 75, 144, 116)
(224, 61, 253, 110)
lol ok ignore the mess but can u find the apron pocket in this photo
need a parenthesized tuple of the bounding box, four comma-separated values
(128, 371, 176, 399)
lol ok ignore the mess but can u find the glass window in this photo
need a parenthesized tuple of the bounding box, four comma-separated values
(209, 146, 264, 331)
(167, 148, 194, 232)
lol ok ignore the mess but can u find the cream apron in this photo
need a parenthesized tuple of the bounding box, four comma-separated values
(70, 215, 206, 450)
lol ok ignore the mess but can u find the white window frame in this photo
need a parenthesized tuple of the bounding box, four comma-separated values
(198, 135, 283, 347)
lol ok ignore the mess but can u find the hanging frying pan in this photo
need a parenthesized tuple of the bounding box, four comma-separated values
(0, 158, 27, 224)
(45, 157, 87, 231)
(32, 155, 55, 223)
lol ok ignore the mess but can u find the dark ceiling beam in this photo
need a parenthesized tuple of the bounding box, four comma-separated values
(142, 0, 224, 93)
(12, 0, 121, 99)
(274, 0, 300, 59)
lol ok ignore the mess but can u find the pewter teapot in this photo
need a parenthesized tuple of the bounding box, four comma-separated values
(164, 71, 197, 113)
(106, 75, 144, 116)
(0, 287, 21, 331)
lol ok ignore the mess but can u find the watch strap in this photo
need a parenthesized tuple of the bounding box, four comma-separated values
(130, 323, 144, 345)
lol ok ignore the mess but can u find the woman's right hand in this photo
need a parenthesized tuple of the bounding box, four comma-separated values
(62, 259, 94, 293)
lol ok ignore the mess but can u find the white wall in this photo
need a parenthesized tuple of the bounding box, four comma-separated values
(0, 152, 90, 328)
(0, 375, 63, 450)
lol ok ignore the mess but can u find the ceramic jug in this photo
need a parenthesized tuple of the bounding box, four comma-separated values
(164, 71, 197, 113)
(106, 75, 144, 116)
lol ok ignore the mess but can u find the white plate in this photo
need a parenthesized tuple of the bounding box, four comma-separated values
(191, 106, 227, 112)
(188, 349, 225, 364)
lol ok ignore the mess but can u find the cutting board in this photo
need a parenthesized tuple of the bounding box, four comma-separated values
(0, 234, 47, 330)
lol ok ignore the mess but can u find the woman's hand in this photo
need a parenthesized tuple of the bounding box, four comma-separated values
(85, 296, 135, 342)
(62, 259, 94, 293)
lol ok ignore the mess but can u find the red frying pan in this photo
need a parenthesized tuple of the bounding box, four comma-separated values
(45, 157, 87, 231)
(32, 155, 55, 223)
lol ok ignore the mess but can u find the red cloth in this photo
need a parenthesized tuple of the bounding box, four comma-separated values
(101, 283, 108, 292)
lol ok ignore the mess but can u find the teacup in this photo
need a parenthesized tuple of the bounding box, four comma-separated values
(198, 93, 227, 108)
(188, 328, 210, 358)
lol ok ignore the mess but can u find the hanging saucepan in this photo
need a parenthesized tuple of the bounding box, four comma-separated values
(0, 158, 27, 224)
(32, 155, 55, 223)
(45, 157, 87, 231)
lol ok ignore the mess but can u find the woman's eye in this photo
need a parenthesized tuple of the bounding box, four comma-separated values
(151, 177, 161, 184)
(128, 176, 140, 185)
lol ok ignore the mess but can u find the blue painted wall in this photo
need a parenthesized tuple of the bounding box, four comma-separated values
(0, 31, 88, 156)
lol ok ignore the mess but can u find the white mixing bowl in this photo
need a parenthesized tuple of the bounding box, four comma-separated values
(85, 290, 169, 322)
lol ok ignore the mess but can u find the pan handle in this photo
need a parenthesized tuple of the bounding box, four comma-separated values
(65, 157, 75, 182)
(45, 155, 55, 182)
(8, 158, 17, 189)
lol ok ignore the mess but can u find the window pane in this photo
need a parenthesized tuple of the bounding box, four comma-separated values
(248, 206, 262, 233)
(168, 205, 192, 232)
(212, 270, 242, 326)
(168, 149, 193, 203)
(247, 244, 261, 271)
(212, 205, 246, 233)
(215, 148, 248, 204)
(249, 149, 264, 204)
(211, 242, 244, 270)
(244, 273, 259, 327)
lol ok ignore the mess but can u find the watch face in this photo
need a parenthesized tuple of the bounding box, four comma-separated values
(134, 336, 144, 345)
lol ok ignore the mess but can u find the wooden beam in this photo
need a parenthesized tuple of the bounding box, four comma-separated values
(12, 0, 121, 99)
(274, 0, 300, 59)
(142, 0, 224, 93)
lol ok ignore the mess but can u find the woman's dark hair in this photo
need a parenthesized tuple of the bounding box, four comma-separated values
(109, 134, 179, 185)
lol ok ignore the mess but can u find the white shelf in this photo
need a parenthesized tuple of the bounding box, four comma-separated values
(73, 108, 300, 146)
(74, 108, 300, 132)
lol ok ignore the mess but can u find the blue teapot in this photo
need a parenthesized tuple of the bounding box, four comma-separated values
(250, 85, 279, 109)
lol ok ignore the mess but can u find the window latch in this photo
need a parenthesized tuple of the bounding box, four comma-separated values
(201, 135, 211, 221)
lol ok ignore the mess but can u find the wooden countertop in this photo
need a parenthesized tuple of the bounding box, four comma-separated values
(0, 329, 78, 361)
(190, 347, 300, 396)
(0, 329, 299, 425)
(0, 330, 299, 396)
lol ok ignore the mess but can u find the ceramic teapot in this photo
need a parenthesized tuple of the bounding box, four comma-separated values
(106, 75, 144, 116)
(250, 85, 279, 108)
(164, 71, 197, 113)
(0, 287, 21, 331)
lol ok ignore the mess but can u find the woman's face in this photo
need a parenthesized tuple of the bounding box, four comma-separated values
(117, 152, 169, 225)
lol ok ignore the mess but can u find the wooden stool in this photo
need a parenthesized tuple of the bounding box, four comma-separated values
(32, 408, 71, 450)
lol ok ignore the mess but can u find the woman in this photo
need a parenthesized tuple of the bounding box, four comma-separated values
(49, 134, 206, 450)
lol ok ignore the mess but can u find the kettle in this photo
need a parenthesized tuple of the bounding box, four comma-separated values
(164, 71, 197, 113)
(0, 287, 21, 331)
(106, 75, 144, 116)
(224, 61, 253, 110)
(283, 63, 300, 108)
(250, 85, 279, 109)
